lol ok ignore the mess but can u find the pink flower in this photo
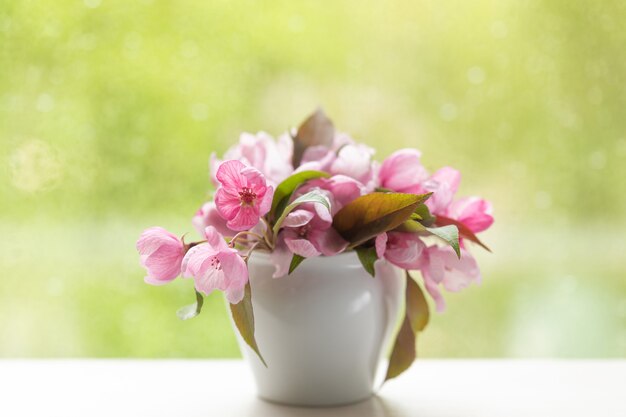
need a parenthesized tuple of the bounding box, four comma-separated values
(298, 145, 336, 173)
(446, 197, 494, 234)
(281, 204, 347, 258)
(375, 232, 426, 270)
(192, 201, 236, 238)
(214, 160, 274, 231)
(269, 177, 358, 278)
(378, 149, 429, 194)
(182, 226, 249, 304)
(297, 134, 377, 191)
(330, 143, 376, 187)
(270, 194, 348, 277)
(418, 245, 481, 312)
(269, 236, 293, 278)
(136, 227, 185, 286)
(211, 132, 293, 187)
(420, 167, 461, 215)
(304, 175, 365, 214)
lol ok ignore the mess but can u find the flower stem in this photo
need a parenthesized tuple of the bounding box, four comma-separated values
(260, 217, 275, 249)
(229, 231, 265, 247)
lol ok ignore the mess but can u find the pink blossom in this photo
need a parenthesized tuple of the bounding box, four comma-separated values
(298, 145, 336, 173)
(420, 167, 461, 215)
(136, 227, 185, 286)
(330, 143, 376, 187)
(269, 235, 294, 278)
(378, 149, 429, 194)
(270, 193, 348, 277)
(375, 232, 426, 270)
(269, 177, 357, 278)
(210, 132, 293, 187)
(214, 160, 274, 231)
(418, 245, 481, 312)
(304, 175, 365, 214)
(297, 134, 377, 190)
(182, 226, 249, 304)
(192, 201, 235, 238)
(446, 197, 494, 234)
(281, 203, 348, 258)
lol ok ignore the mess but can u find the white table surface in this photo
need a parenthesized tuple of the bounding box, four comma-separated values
(0, 360, 623, 417)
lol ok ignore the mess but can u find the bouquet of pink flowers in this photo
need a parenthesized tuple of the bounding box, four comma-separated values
(136, 109, 493, 379)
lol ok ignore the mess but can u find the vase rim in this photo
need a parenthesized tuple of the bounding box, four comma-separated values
(249, 249, 358, 263)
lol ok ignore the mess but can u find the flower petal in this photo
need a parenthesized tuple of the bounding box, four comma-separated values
(330, 144, 375, 183)
(284, 236, 321, 258)
(204, 226, 229, 251)
(384, 232, 426, 270)
(257, 185, 274, 217)
(181, 244, 216, 278)
(423, 272, 446, 313)
(375, 233, 388, 259)
(194, 267, 224, 295)
(241, 166, 268, 194)
(225, 284, 246, 305)
(423, 246, 446, 284)
(379, 148, 428, 193)
(219, 251, 249, 304)
(270, 236, 292, 278)
(215, 188, 242, 221)
(192, 201, 235, 238)
(143, 246, 183, 282)
(136, 227, 180, 257)
(424, 167, 461, 214)
(216, 160, 247, 190)
(226, 205, 260, 231)
(283, 209, 315, 228)
(449, 197, 494, 233)
(309, 227, 348, 256)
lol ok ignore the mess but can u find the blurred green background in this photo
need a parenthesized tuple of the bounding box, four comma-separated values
(1, 0, 624, 358)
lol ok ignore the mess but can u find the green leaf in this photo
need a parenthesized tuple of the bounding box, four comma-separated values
(374, 187, 394, 193)
(391, 202, 435, 233)
(270, 170, 330, 219)
(425, 225, 460, 258)
(414, 203, 435, 226)
(288, 254, 306, 274)
(332, 192, 428, 247)
(385, 312, 415, 381)
(395, 219, 427, 233)
(176, 290, 204, 320)
(229, 283, 267, 367)
(435, 215, 491, 252)
(291, 108, 335, 167)
(405, 274, 430, 334)
(385, 273, 430, 381)
(356, 246, 378, 277)
(272, 190, 331, 235)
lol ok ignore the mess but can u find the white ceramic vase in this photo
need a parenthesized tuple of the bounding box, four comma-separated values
(232, 251, 406, 407)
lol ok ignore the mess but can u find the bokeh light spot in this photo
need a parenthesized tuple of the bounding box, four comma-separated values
(36, 93, 55, 112)
(84, 0, 101, 9)
(467, 66, 486, 84)
(180, 40, 198, 59)
(9, 140, 64, 193)
(589, 150, 606, 170)
(534, 191, 552, 210)
(490, 20, 508, 38)
(191, 103, 209, 121)
(439, 103, 458, 121)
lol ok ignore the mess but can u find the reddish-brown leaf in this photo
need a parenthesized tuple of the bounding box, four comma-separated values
(292, 108, 335, 167)
(435, 215, 491, 252)
(385, 273, 429, 381)
(332, 192, 426, 247)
